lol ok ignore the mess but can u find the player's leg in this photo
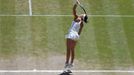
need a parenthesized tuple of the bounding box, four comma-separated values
(60, 39, 72, 75)
(70, 40, 77, 65)
(65, 39, 71, 67)
(64, 40, 76, 74)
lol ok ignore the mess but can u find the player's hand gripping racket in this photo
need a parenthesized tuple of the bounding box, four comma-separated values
(76, 0, 87, 14)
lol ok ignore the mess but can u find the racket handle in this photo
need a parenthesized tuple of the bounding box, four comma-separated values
(76, 0, 80, 5)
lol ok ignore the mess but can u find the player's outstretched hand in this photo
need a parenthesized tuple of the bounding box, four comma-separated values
(76, 0, 81, 5)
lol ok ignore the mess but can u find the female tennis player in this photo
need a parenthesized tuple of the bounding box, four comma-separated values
(63, 0, 88, 74)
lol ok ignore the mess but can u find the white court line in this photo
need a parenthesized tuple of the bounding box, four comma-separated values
(0, 15, 134, 17)
(0, 70, 134, 73)
(28, 0, 32, 16)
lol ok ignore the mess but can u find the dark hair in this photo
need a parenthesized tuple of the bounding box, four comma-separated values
(84, 15, 88, 23)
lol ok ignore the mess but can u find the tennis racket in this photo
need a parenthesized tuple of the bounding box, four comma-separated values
(76, 0, 87, 14)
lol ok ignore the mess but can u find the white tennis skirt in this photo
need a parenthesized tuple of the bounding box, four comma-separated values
(65, 31, 79, 41)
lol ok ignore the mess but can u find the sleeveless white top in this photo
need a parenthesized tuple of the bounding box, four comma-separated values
(65, 21, 81, 40)
(69, 21, 81, 33)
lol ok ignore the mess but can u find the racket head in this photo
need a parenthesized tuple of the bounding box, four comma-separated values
(79, 4, 87, 14)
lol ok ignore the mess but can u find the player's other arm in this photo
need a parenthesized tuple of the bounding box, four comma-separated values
(73, 2, 78, 20)
(78, 23, 83, 35)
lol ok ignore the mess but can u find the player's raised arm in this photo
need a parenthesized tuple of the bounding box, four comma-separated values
(73, 2, 78, 20)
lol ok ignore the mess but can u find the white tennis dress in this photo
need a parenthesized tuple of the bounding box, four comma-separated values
(65, 21, 81, 41)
